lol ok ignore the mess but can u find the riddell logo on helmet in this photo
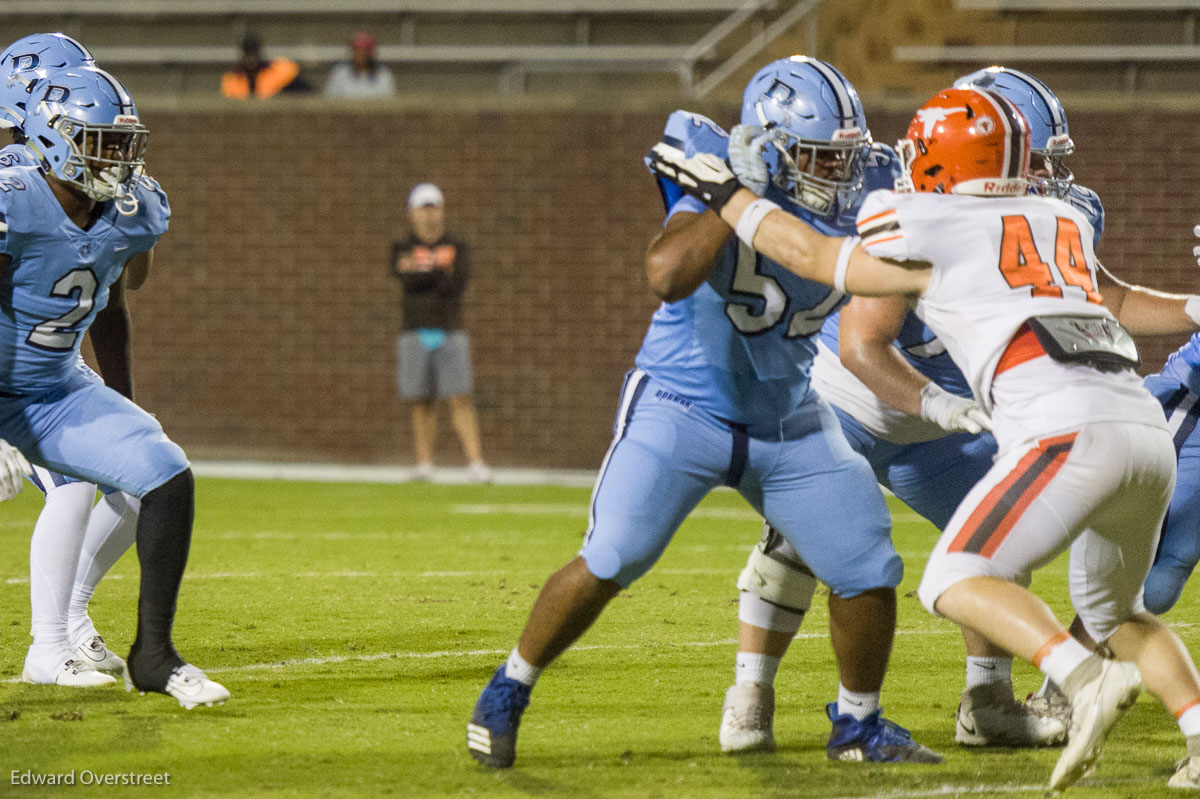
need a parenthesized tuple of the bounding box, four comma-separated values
(832, 127, 864, 141)
(980, 180, 1026, 195)
(114, 115, 139, 125)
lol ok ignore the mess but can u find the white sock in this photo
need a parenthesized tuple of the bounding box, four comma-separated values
(504, 647, 542, 687)
(837, 683, 880, 721)
(29, 481, 97, 655)
(735, 652, 781, 686)
(1179, 703, 1200, 738)
(965, 656, 1013, 688)
(1036, 634, 1092, 688)
(67, 491, 139, 647)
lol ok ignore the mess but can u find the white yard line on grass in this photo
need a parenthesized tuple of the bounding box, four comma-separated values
(198, 628, 961, 676)
(450, 503, 925, 524)
(0, 629, 945, 684)
(825, 777, 1160, 799)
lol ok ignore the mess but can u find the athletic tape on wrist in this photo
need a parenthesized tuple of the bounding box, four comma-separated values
(735, 198, 781, 248)
(918, 381, 947, 422)
(1186, 296, 1200, 326)
(834, 236, 860, 293)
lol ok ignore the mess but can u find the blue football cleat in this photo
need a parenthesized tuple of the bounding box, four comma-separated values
(825, 702, 943, 764)
(467, 666, 532, 768)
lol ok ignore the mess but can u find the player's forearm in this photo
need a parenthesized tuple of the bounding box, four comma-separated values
(720, 189, 927, 298)
(841, 343, 929, 417)
(717, 189, 841, 287)
(1105, 284, 1200, 336)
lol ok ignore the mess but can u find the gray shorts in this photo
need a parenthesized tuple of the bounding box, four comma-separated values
(397, 329, 473, 400)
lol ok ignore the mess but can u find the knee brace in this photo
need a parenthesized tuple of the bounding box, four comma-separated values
(736, 523, 818, 614)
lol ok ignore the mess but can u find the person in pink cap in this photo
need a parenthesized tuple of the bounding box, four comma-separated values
(324, 31, 394, 98)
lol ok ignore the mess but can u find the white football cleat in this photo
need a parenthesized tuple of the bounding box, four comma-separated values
(1049, 659, 1141, 793)
(955, 682, 1066, 747)
(1026, 683, 1072, 726)
(74, 635, 127, 675)
(125, 663, 230, 709)
(1170, 755, 1200, 789)
(719, 683, 776, 753)
(22, 656, 116, 687)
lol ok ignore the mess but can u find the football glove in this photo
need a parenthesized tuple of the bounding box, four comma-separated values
(727, 124, 778, 195)
(0, 439, 31, 501)
(646, 142, 741, 214)
(919, 383, 992, 435)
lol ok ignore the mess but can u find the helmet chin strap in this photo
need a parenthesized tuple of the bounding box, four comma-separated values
(84, 165, 140, 216)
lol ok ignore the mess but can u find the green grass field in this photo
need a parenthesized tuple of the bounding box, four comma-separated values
(0, 477, 1196, 797)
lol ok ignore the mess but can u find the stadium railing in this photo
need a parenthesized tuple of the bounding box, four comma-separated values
(894, 0, 1200, 91)
(2, 0, 823, 98)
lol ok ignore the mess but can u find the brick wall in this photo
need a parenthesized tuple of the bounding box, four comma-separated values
(123, 107, 1200, 468)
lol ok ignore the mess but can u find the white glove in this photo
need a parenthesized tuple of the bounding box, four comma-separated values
(728, 124, 777, 195)
(919, 383, 992, 435)
(1193, 224, 1200, 266)
(0, 439, 31, 501)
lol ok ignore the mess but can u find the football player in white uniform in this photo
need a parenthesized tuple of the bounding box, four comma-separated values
(648, 86, 1200, 791)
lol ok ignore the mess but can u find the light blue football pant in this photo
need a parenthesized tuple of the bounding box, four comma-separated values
(578, 370, 900, 597)
(832, 406, 999, 531)
(0, 364, 189, 499)
(1142, 374, 1200, 614)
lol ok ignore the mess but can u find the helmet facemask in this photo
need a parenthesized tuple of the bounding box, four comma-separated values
(769, 129, 869, 218)
(1028, 135, 1074, 199)
(49, 113, 147, 214)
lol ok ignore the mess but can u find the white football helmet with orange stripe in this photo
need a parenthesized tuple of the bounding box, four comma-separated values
(896, 87, 1031, 198)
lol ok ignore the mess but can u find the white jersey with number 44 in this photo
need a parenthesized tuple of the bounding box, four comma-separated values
(855, 189, 1166, 447)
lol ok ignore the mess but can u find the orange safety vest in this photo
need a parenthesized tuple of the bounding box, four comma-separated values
(221, 58, 301, 100)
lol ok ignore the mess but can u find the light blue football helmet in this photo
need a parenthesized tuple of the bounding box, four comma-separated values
(0, 33, 95, 131)
(740, 56, 872, 218)
(954, 66, 1074, 198)
(23, 65, 147, 213)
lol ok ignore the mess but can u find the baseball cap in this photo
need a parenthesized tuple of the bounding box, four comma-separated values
(408, 182, 444, 209)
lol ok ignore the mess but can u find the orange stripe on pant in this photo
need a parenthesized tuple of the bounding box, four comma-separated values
(948, 432, 1078, 558)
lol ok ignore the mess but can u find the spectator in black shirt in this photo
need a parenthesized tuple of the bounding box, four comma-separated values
(391, 183, 490, 482)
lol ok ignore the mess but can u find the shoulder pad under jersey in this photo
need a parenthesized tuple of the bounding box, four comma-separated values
(129, 172, 171, 236)
(0, 143, 33, 169)
(863, 142, 903, 194)
(649, 110, 730, 213)
(1065, 184, 1104, 248)
(833, 142, 902, 231)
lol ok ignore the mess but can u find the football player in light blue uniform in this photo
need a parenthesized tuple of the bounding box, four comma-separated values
(719, 66, 1111, 751)
(0, 63, 228, 706)
(467, 57, 941, 770)
(1142, 285, 1200, 614)
(0, 33, 147, 688)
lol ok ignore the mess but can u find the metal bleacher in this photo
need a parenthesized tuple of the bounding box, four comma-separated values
(894, 0, 1200, 92)
(0, 0, 822, 101)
